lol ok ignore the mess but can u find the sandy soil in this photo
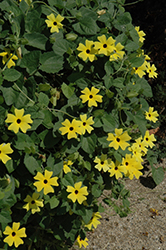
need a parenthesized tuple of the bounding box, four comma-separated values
(71, 160, 166, 250)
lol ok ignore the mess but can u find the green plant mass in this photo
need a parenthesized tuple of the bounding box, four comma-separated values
(0, 0, 163, 249)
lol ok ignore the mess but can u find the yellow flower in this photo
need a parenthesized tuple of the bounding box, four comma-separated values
(79, 114, 94, 134)
(94, 154, 111, 172)
(121, 154, 143, 180)
(3, 222, 27, 248)
(0, 48, 18, 68)
(94, 35, 115, 56)
(109, 43, 125, 61)
(107, 128, 131, 150)
(80, 86, 103, 107)
(128, 143, 143, 162)
(0, 143, 13, 164)
(108, 161, 127, 179)
(134, 136, 148, 156)
(76, 235, 88, 248)
(146, 63, 158, 78)
(145, 107, 159, 123)
(23, 192, 44, 214)
(63, 159, 73, 174)
(135, 26, 146, 43)
(33, 170, 59, 195)
(133, 61, 147, 78)
(85, 212, 102, 230)
(59, 119, 83, 140)
(5, 108, 33, 134)
(77, 40, 97, 62)
(45, 13, 64, 33)
(143, 130, 156, 148)
(66, 181, 88, 204)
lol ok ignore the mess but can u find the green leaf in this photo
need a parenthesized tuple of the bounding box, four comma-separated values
(133, 110, 146, 136)
(82, 209, 93, 224)
(0, 210, 12, 231)
(52, 39, 70, 56)
(38, 92, 50, 106)
(138, 78, 153, 97)
(151, 166, 164, 185)
(20, 50, 41, 74)
(3, 69, 21, 82)
(24, 32, 47, 50)
(24, 154, 41, 175)
(130, 56, 144, 67)
(125, 40, 139, 51)
(81, 134, 97, 154)
(52, 160, 63, 175)
(61, 83, 75, 99)
(5, 160, 14, 174)
(113, 77, 124, 88)
(92, 184, 102, 198)
(39, 52, 63, 73)
(46, 196, 60, 209)
(61, 172, 74, 187)
(102, 113, 116, 132)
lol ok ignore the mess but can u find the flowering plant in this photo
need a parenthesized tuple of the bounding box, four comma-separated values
(0, 0, 163, 249)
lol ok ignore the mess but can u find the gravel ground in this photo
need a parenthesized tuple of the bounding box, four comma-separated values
(71, 160, 166, 250)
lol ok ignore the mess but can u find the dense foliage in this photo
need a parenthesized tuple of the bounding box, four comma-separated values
(0, 0, 163, 249)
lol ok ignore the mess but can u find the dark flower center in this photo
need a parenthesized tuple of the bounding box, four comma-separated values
(53, 21, 57, 25)
(69, 127, 74, 131)
(116, 138, 120, 142)
(31, 200, 35, 204)
(101, 161, 104, 165)
(148, 114, 151, 117)
(83, 122, 86, 126)
(17, 119, 21, 124)
(125, 162, 129, 166)
(146, 138, 149, 141)
(12, 232, 16, 237)
(115, 167, 118, 170)
(75, 190, 78, 194)
(0, 150, 1, 154)
(86, 49, 90, 54)
(89, 95, 93, 99)
(44, 179, 48, 184)
(103, 44, 107, 48)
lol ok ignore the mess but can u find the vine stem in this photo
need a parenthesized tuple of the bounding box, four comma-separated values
(14, 83, 35, 104)
(47, 107, 77, 119)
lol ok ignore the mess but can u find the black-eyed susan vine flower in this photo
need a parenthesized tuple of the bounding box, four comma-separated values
(45, 13, 64, 33)
(23, 193, 44, 214)
(134, 136, 148, 156)
(94, 35, 115, 56)
(135, 26, 146, 43)
(33, 170, 59, 195)
(0, 48, 18, 68)
(132, 61, 147, 78)
(66, 181, 88, 204)
(107, 128, 131, 150)
(59, 119, 83, 139)
(109, 42, 125, 61)
(84, 212, 101, 230)
(63, 159, 73, 174)
(79, 114, 94, 134)
(146, 62, 158, 78)
(121, 154, 143, 180)
(108, 161, 127, 179)
(128, 143, 143, 162)
(77, 40, 97, 62)
(3, 222, 27, 248)
(143, 130, 156, 148)
(5, 108, 33, 134)
(0, 143, 13, 164)
(80, 86, 103, 107)
(75, 235, 88, 248)
(145, 107, 159, 123)
(94, 154, 111, 172)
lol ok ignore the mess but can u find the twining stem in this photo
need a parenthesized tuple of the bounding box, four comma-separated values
(14, 83, 35, 104)
(47, 107, 76, 119)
